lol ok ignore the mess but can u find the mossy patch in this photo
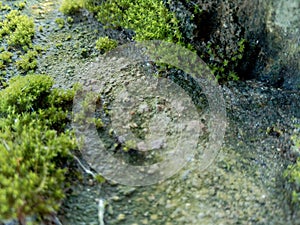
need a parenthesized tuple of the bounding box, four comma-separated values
(0, 5, 42, 78)
(95, 36, 118, 54)
(96, 0, 182, 42)
(0, 74, 78, 223)
(284, 127, 300, 209)
(0, 10, 35, 48)
(15, 49, 38, 73)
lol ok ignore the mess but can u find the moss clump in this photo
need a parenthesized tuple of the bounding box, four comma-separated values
(59, 0, 85, 15)
(15, 1, 26, 10)
(0, 2, 11, 11)
(285, 159, 300, 204)
(96, 0, 182, 42)
(0, 119, 76, 224)
(0, 74, 53, 113)
(284, 131, 300, 209)
(59, 0, 100, 15)
(0, 51, 13, 65)
(15, 50, 38, 73)
(201, 38, 246, 82)
(55, 18, 65, 29)
(0, 9, 38, 75)
(0, 74, 77, 224)
(95, 36, 118, 53)
(0, 10, 35, 48)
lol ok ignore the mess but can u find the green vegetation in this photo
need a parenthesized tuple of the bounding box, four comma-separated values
(15, 49, 38, 73)
(60, 0, 182, 42)
(201, 38, 246, 82)
(96, 0, 182, 42)
(0, 50, 13, 64)
(15, 1, 26, 10)
(59, 0, 96, 15)
(59, 0, 84, 14)
(59, 0, 244, 81)
(0, 10, 35, 48)
(0, 1, 11, 11)
(123, 139, 137, 152)
(0, 74, 77, 224)
(0, 5, 42, 77)
(95, 36, 118, 53)
(55, 18, 65, 29)
(284, 131, 300, 208)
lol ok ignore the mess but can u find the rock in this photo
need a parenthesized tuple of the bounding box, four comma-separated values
(116, 213, 126, 221)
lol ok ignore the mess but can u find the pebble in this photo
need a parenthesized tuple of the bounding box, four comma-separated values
(117, 213, 126, 221)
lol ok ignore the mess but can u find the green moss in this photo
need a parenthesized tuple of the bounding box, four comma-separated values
(15, 1, 26, 10)
(15, 50, 38, 73)
(0, 61, 5, 70)
(59, 0, 244, 82)
(123, 139, 137, 152)
(59, 0, 85, 15)
(285, 159, 300, 204)
(96, 0, 182, 42)
(0, 74, 77, 223)
(202, 38, 246, 82)
(0, 2, 11, 11)
(55, 18, 65, 29)
(73, 89, 104, 129)
(0, 74, 53, 113)
(0, 10, 35, 48)
(66, 16, 74, 24)
(284, 130, 300, 208)
(0, 51, 13, 64)
(95, 36, 118, 53)
(60, 0, 100, 15)
(0, 118, 76, 223)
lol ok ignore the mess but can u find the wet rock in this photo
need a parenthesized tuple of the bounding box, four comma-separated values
(167, 0, 299, 89)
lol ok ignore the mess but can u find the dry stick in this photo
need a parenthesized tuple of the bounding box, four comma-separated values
(73, 155, 96, 178)
(98, 199, 106, 225)
(73, 155, 106, 225)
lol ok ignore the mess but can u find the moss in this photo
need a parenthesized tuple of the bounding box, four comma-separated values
(0, 2, 11, 11)
(0, 61, 5, 70)
(201, 38, 246, 82)
(284, 130, 300, 209)
(0, 118, 76, 223)
(55, 18, 65, 29)
(95, 36, 118, 53)
(123, 139, 137, 152)
(59, 0, 245, 81)
(60, 0, 99, 15)
(0, 51, 13, 64)
(96, 0, 182, 42)
(285, 159, 300, 204)
(15, 1, 26, 10)
(0, 74, 53, 113)
(0, 10, 35, 48)
(15, 50, 38, 73)
(0, 74, 78, 223)
(66, 16, 74, 24)
(59, 0, 85, 15)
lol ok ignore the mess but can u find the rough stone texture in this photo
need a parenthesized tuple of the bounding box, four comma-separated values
(167, 0, 299, 89)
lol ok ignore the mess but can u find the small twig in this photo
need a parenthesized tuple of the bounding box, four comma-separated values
(98, 198, 106, 225)
(52, 215, 63, 225)
(1, 139, 10, 151)
(73, 155, 96, 178)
